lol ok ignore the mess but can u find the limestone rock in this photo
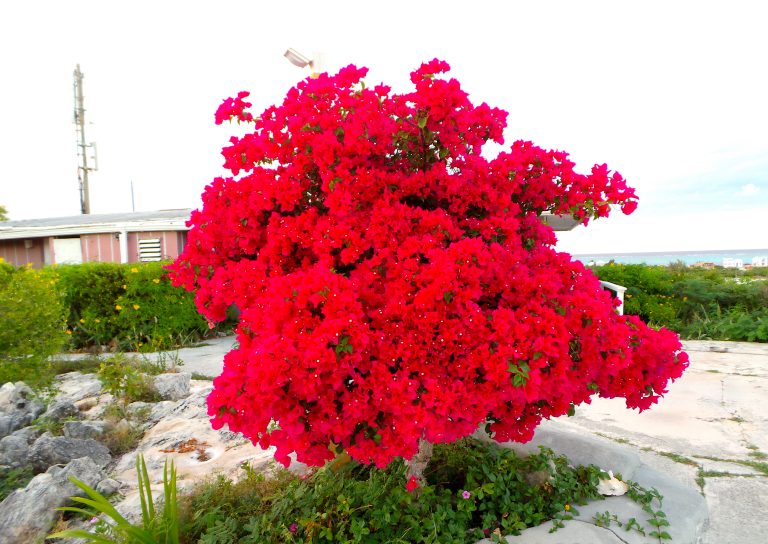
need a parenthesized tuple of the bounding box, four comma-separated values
(53, 372, 104, 403)
(0, 382, 44, 438)
(10, 426, 42, 444)
(0, 435, 29, 468)
(153, 372, 191, 401)
(63, 420, 108, 440)
(0, 456, 103, 544)
(96, 477, 121, 496)
(42, 399, 79, 422)
(29, 433, 111, 472)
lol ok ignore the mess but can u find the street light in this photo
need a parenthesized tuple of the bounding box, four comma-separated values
(284, 48, 323, 78)
(284, 48, 312, 68)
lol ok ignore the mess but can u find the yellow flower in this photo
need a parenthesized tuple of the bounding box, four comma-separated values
(626, 294, 632, 298)
(65, 330, 72, 335)
(115, 304, 123, 311)
(130, 267, 139, 273)
(565, 504, 570, 511)
(122, 284, 127, 289)
(153, 278, 160, 284)
(683, 296, 688, 301)
(133, 304, 140, 310)
(95, 319, 101, 323)
(79, 318, 86, 324)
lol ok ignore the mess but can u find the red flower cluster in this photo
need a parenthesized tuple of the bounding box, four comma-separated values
(168, 60, 687, 469)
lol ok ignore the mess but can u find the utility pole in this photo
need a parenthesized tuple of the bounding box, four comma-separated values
(73, 64, 97, 214)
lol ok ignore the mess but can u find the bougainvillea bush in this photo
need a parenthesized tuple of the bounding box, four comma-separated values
(169, 60, 688, 469)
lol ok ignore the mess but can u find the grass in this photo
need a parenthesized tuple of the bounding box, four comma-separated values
(49, 355, 105, 375)
(656, 451, 699, 467)
(0, 466, 35, 501)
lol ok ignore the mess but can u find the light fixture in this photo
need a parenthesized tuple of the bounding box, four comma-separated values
(284, 48, 312, 69)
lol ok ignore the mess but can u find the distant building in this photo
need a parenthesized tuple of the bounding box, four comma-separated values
(691, 261, 716, 269)
(722, 258, 744, 269)
(752, 256, 768, 267)
(0, 210, 191, 268)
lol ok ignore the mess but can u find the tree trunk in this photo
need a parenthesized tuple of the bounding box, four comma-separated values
(406, 438, 433, 482)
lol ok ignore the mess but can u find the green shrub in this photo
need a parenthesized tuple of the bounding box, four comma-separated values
(56, 262, 127, 348)
(0, 262, 68, 386)
(180, 440, 606, 543)
(97, 354, 161, 404)
(592, 263, 768, 342)
(113, 262, 211, 351)
(57, 262, 221, 351)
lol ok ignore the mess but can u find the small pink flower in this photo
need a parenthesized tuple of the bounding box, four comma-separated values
(289, 522, 298, 533)
(461, 490, 471, 499)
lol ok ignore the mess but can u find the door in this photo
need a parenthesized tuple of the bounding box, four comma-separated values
(53, 237, 83, 264)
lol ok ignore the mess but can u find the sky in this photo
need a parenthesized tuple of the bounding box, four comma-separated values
(1, 0, 766, 254)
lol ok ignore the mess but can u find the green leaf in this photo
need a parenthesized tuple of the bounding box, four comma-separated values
(335, 335, 353, 357)
(506, 360, 530, 387)
(567, 403, 576, 417)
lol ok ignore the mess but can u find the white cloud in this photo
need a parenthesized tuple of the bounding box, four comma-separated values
(739, 184, 760, 196)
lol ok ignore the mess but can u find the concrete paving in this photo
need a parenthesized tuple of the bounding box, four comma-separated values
(135, 337, 768, 542)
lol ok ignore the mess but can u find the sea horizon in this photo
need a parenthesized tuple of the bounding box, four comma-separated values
(571, 248, 768, 267)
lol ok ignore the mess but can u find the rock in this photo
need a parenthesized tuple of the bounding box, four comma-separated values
(41, 399, 79, 422)
(0, 383, 44, 438)
(10, 426, 41, 444)
(0, 435, 29, 468)
(29, 433, 111, 472)
(63, 420, 108, 440)
(53, 372, 103, 403)
(0, 456, 104, 544)
(153, 372, 191, 401)
(0, 382, 39, 414)
(0, 434, 29, 468)
(96, 477, 121, 496)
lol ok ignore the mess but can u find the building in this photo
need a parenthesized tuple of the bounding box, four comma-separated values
(722, 258, 744, 269)
(0, 209, 191, 267)
(752, 256, 768, 267)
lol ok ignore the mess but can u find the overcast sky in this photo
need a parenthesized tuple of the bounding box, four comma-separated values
(1, 1, 766, 254)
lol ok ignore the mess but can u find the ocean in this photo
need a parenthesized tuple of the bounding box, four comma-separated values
(571, 249, 768, 267)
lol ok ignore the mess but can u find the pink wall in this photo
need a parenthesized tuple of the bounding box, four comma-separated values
(1, 229, 186, 267)
(0, 238, 46, 268)
(127, 231, 185, 262)
(81, 233, 121, 263)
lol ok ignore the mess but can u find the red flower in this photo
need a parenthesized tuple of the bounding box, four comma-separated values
(405, 476, 420, 493)
(168, 60, 688, 470)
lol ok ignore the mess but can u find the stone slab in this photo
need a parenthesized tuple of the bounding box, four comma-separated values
(702, 476, 768, 544)
(478, 519, 626, 543)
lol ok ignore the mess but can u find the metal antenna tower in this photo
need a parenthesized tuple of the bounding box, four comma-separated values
(73, 64, 97, 214)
